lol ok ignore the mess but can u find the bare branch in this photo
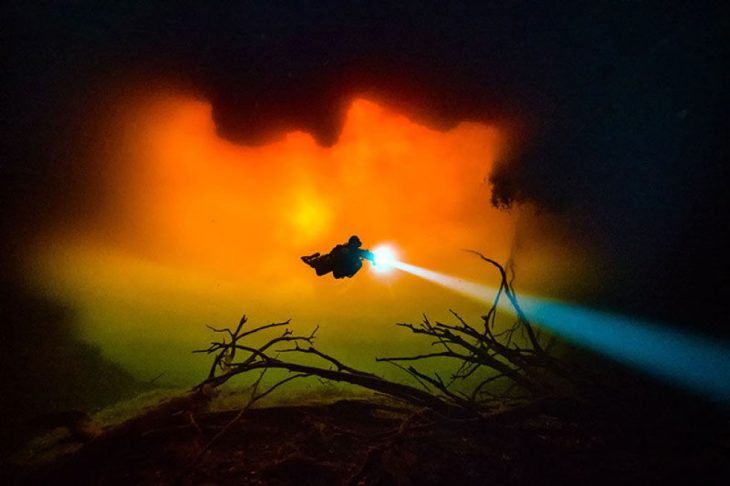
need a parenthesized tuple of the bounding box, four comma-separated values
(381, 361, 435, 394)
(238, 319, 291, 340)
(194, 253, 583, 420)
(465, 250, 544, 355)
(278, 344, 377, 377)
(376, 351, 470, 363)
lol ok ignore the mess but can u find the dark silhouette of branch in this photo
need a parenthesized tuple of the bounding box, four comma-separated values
(376, 252, 589, 403)
(194, 254, 585, 419)
(193, 317, 469, 417)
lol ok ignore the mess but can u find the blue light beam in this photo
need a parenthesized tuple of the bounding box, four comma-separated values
(388, 259, 730, 407)
(519, 296, 730, 407)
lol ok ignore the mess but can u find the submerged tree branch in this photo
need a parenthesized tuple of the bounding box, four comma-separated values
(194, 254, 583, 419)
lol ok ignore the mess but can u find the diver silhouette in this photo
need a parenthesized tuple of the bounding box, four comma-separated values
(301, 235, 375, 279)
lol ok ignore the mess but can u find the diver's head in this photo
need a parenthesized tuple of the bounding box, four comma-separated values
(348, 235, 362, 247)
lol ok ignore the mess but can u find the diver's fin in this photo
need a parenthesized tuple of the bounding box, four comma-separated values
(301, 253, 320, 265)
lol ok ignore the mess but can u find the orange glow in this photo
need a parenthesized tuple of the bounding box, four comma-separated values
(29, 90, 550, 382)
(89, 94, 512, 284)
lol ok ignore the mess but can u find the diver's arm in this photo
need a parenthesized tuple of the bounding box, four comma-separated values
(360, 249, 375, 262)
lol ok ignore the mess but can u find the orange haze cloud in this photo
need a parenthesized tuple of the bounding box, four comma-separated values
(103, 94, 510, 276)
(30, 91, 537, 382)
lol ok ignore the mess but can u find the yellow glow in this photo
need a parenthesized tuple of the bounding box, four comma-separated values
(289, 190, 333, 243)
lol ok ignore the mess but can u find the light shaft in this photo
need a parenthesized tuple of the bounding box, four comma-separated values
(390, 259, 730, 406)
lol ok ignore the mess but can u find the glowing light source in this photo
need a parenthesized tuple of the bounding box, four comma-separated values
(371, 244, 399, 273)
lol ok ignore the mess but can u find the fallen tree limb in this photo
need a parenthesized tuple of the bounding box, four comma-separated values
(193, 254, 586, 420)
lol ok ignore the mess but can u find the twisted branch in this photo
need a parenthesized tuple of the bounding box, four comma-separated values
(194, 254, 581, 419)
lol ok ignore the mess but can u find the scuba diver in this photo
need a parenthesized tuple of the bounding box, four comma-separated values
(301, 235, 375, 279)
